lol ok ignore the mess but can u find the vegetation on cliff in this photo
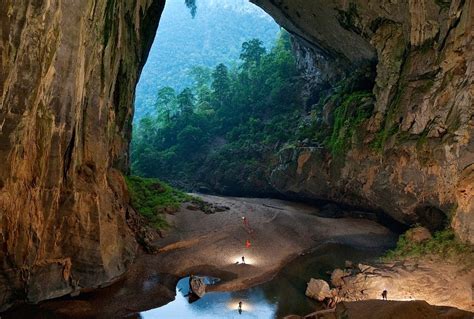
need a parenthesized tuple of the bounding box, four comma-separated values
(384, 228, 474, 266)
(295, 69, 375, 155)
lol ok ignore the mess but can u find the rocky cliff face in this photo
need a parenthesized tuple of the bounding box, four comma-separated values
(252, 0, 473, 243)
(0, 0, 472, 311)
(0, 0, 164, 310)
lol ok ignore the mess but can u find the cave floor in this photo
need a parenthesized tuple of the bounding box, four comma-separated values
(148, 194, 398, 292)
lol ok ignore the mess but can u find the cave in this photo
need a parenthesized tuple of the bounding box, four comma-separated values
(0, 0, 473, 317)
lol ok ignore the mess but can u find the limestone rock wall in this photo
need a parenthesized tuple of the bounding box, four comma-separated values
(0, 0, 472, 311)
(253, 0, 473, 243)
(0, 0, 164, 310)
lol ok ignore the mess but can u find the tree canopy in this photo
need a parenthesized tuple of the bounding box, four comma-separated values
(131, 32, 304, 191)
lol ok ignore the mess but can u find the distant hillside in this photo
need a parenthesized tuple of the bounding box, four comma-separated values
(134, 0, 280, 121)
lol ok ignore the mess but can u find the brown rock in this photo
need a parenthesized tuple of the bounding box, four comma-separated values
(331, 268, 350, 287)
(405, 227, 432, 243)
(0, 0, 165, 311)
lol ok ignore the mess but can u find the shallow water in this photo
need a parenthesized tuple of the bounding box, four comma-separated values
(141, 244, 384, 319)
(2, 243, 386, 318)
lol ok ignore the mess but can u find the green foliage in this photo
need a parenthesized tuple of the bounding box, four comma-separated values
(135, 0, 280, 120)
(327, 91, 373, 155)
(384, 229, 474, 266)
(125, 175, 194, 229)
(370, 87, 404, 153)
(131, 32, 303, 189)
(294, 72, 374, 157)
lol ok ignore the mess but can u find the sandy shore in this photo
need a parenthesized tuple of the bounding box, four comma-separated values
(149, 194, 397, 291)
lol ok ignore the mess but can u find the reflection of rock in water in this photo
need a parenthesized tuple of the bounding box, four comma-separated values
(189, 275, 217, 299)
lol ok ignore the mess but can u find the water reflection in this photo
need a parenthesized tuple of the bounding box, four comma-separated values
(141, 244, 382, 319)
(142, 277, 276, 318)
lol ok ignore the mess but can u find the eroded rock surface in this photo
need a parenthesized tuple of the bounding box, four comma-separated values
(0, 0, 165, 310)
(252, 0, 473, 243)
(0, 0, 473, 312)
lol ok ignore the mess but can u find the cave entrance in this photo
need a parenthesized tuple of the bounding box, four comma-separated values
(130, 0, 296, 196)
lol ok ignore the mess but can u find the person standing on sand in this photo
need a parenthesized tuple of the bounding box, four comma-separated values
(242, 216, 250, 228)
(382, 290, 388, 300)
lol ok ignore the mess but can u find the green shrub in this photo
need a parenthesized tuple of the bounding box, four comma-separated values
(125, 175, 195, 230)
(383, 228, 474, 266)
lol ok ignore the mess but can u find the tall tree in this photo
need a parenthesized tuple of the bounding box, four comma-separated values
(156, 86, 177, 123)
(240, 39, 266, 69)
(177, 88, 195, 116)
(211, 63, 231, 109)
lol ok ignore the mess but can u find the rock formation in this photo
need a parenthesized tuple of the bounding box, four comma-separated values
(0, 0, 165, 310)
(252, 0, 473, 243)
(0, 0, 472, 311)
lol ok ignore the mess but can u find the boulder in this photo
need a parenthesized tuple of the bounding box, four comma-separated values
(305, 279, 332, 301)
(331, 268, 350, 287)
(190, 276, 206, 298)
(405, 227, 432, 243)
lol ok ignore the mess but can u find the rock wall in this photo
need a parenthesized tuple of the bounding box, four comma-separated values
(0, 0, 164, 310)
(0, 0, 472, 311)
(252, 0, 473, 243)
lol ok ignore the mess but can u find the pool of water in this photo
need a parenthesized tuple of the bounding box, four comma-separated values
(1, 243, 386, 318)
(141, 244, 384, 319)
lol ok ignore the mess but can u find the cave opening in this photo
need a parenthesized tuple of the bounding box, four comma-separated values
(130, 0, 293, 195)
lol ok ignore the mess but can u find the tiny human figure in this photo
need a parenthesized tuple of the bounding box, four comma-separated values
(382, 290, 388, 300)
(245, 239, 251, 248)
(242, 256, 245, 264)
(242, 216, 251, 228)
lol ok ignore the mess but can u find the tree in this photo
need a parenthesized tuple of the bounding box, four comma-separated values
(190, 66, 212, 88)
(156, 87, 177, 123)
(177, 88, 195, 115)
(185, 0, 197, 18)
(211, 63, 231, 109)
(240, 39, 266, 69)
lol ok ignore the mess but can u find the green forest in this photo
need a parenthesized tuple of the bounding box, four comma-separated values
(131, 32, 303, 193)
(134, 0, 279, 121)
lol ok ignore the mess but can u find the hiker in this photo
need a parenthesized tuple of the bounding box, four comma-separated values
(245, 239, 251, 248)
(238, 301, 243, 314)
(382, 290, 388, 300)
(242, 216, 250, 228)
(242, 256, 245, 264)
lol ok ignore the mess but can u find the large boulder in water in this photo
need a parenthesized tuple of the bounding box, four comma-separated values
(305, 278, 332, 301)
(190, 276, 206, 298)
